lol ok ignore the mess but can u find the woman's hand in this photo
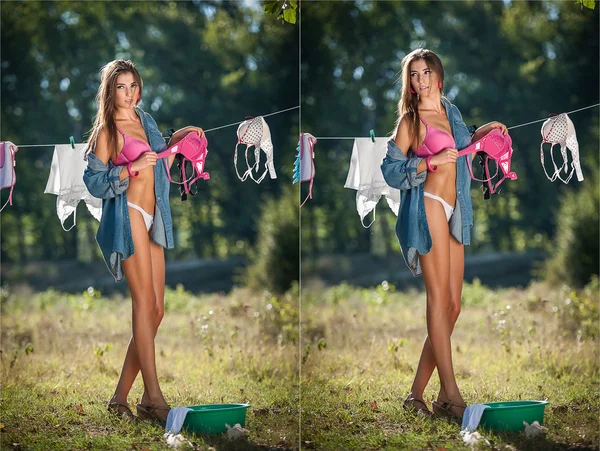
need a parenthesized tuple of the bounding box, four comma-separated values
(471, 121, 509, 142)
(186, 126, 205, 138)
(487, 121, 508, 135)
(430, 148, 458, 166)
(130, 151, 157, 172)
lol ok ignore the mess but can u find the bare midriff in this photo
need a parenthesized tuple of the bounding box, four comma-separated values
(423, 164, 456, 208)
(127, 165, 156, 215)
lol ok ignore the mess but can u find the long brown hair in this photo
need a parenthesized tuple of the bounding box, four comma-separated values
(86, 60, 143, 160)
(394, 48, 445, 148)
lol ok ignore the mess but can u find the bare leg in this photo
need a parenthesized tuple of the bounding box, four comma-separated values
(110, 208, 168, 419)
(407, 235, 463, 401)
(415, 198, 464, 415)
(109, 239, 165, 409)
(140, 241, 166, 405)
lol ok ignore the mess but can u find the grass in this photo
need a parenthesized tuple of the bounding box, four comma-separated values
(300, 278, 599, 450)
(2, 278, 598, 450)
(1, 285, 299, 450)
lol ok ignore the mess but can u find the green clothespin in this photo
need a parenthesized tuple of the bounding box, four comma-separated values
(69, 136, 75, 149)
(369, 129, 375, 142)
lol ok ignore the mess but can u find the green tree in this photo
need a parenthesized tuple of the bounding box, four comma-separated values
(1, 1, 299, 267)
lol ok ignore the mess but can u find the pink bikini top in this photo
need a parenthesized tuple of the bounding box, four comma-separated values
(113, 127, 152, 166)
(413, 116, 455, 158)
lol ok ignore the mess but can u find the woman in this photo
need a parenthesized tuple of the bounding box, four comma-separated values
(83, 59, 204, 424)
(381, 49, 507, 420)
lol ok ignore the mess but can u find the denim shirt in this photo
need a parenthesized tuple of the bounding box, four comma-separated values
(83, 107, 174, 282)
(380, 97, 473, 277)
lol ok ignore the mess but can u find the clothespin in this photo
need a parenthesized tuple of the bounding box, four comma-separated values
(369, 130, 375, 142)
(69, 136, 75, 149)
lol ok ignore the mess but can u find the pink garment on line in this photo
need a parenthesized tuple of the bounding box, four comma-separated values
(457, 128, 517, 194)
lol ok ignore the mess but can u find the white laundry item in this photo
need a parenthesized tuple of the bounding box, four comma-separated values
(344, 137, 400, 228)
(540, 113, 583, 184)
(461, 404, 490, 432)
(163, 432, 191, 449)
(165, 407, 192, 434)
(460, 430, 489, 448)
(294, 132, 317, 207)
(0, 141, 18, 212)
(234, 116, 276, 184)
(44, 144, 102, 231)
(523, 420, 548, 439)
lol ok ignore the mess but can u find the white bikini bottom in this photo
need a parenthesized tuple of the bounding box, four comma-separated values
(424, 192, 454, 222)
(128, 202, 154, 231)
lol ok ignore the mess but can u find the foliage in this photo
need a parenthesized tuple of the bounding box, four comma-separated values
(461, 277, 500, 307)
(559, 275, 600, 340)
(0, 1, 298, 265)
(542, 166, 599, 288)
(578, 0, 596, 10)
(300, 1, 599, 258)
(264, 0, 298, 24)
(244, 185, 299, 294)
(256, 283, 299, 344)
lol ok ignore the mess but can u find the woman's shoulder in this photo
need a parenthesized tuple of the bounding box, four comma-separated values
(442, 97, 464, 118)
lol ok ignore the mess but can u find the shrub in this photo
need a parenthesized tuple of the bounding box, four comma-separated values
(559, 275, 599, 340)
(244, 186, 299, 294)
(543, 167, 599, 288)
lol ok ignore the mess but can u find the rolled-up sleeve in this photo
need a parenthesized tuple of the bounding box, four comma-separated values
(83, 153, 129, 199)
(381, 140, 426, 190)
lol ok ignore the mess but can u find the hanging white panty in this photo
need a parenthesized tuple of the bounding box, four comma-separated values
(44, 144, 102, 231)
(344, 137, 400, 228)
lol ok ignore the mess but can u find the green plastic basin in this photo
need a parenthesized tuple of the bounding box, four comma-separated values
(479, 400, 550, 432)
(182, 403, 251, 435)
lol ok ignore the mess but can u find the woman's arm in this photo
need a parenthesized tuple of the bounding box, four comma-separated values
(83, 155, 130, 200)
(94, 129, 128, 182)
(83, 129, 130, 200)
(166, 126, 205, 168)
(393, 116, 428, 175)
(381, 116, 428, 190)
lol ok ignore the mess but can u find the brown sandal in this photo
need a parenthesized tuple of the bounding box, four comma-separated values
(432, 399, 467, 422)
(107, 401, 135, 420)
(403, 397, 433, 417)
(136, 403, 171, 426)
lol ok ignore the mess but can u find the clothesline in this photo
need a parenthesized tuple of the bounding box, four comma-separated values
(13, 105, 300, 149)
(313, 102, 600, 140)
(506, 103, 599, 130)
